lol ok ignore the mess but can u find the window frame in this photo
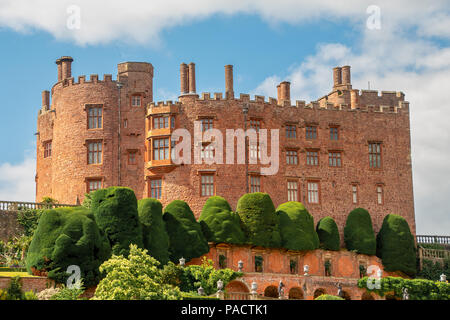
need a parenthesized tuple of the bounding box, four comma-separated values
(250, 175, 261, 193)
(87, 105, 103, 129)
(328, 151, 342, 167)
(307, 180, 320, 204)
(306, 150, 319, 166)
(200, 173, 215, 197)
(286, 125, 297, 138)
(149, 178, 162, 199)
(377, 184, 384, 205)
(152, 137, 170, 161)
(329, 126, 339, 140)
(87, 140, 103, 165)
(287, 180, 299, 202)
(369, 142, 383, 169)
(43, 140, 52, 158)
(86, 179, 102, 193)
(131, 94, 142, 107)
(305, 126, 318, 139)
(286, 149, 299, 165)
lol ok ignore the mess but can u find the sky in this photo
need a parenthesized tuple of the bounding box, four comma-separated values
(0, 0, 449, 235)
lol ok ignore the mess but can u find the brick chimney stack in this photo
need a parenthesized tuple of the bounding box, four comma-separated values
(188, 63, 196, 94)
(278, 81, 291, 105)
(56, 56, 74, 81)
(225, 65, 234, 99)
(180, 63, 188, 94)
(42, 90, 50, 110)
(342, 66, 351, 86)
(333, 67, 342, 88)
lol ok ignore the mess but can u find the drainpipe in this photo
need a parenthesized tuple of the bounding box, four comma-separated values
(243, 103, 249, 193)
(117, 82, 123, 186)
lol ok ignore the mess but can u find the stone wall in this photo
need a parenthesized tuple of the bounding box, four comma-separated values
(0, 210, 23, 241)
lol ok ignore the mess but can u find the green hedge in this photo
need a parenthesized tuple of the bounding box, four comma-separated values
(90, 187, 143, 256)
(26, 206, 111, 286)
(376, 214, 416, 276)
(236, 193, 281, 248)
(316, 217, 340, 251)
(198, 196, 246, 245)
(163, 200, 210, 263)
(276, 202, 319, 251)
(138, 198, 170, 265)
(314, 294, 344, 300)
(344, 208, 376, 255)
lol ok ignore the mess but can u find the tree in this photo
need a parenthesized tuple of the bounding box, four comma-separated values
(163, 200, 210, 263)
(276, 202, 319, 251)
(93, 244, 182, 300)
(376, 214, 416, 276)
(138, 198, 170, 265)
(236, 193, 281, 248)
(316, 216, 340, 251)
(26, 206, 111, 286)
(344, 208, 376, 255)
(90, 187, 143, 257)
(198, 196, 246, 244)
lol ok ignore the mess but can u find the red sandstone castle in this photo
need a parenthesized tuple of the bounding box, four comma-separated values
(36, 57, 416, 239)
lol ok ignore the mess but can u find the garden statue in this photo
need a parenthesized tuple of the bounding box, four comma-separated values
(337, 283, 343, 298)
(402, 287, 409, 300)
(278, 280, 285, 299)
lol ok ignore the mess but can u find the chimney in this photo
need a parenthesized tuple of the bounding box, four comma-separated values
(180, 63, 188, 94)
(351, 89, 359, 109)
(42, 90, 50, 110)
(56, 56, 74, 81)
(333, 67, 342, 88)
(188, 63, 196, 94)
(225, 65, 234, 99)
(278, 81, 291, 104)
(342, 66, 351, 85)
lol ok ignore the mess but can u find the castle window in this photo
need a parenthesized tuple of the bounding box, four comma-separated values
(87, 106, 102, 129)
(171, 116, 175, 129)
(201, 144, 215, 161)
(306, 150, 319, 166)
(87, 179, 102, 193)
(255, 255, 263, 272)
(250, 119, 261, 132)
(330, 127, 339, 140)
(152, 138, 169, 160)
(329, 151, 342, 167)
(88, 141, 102, 164)
(286, 125, 296, 138)
(128, 150, 137, 165)
(149, 179, 162, 199)
(377, 185, 384, 205)
(305, 126, 317, 139)
(249, 144, 261, 161)
(200, 118, 213, 132)
(250, 175, 261, 193)
(369, 142, 382, 168)
(153, 116, 169, 129)
(201, 174, 215, 197)
(307, 181, 320, 204)
(352, 185, 358, 204)
(123, 119, 128, 128)
(289, 259, 298, 274)
(44, 141, 52, 158)
(131, 95, 141, 107)
(287, 180, 299, 202)
(286, 150, 298, 165)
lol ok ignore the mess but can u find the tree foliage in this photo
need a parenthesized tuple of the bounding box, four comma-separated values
(344, 208, 376, 255)
(276, 202, 319, 251)
(198, 196, 246, 244)
(316, 216, 341, 251)
(236, 193, 281, 248)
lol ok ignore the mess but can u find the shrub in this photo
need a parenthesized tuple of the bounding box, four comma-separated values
(6, 276, 23, 300)
(314, 294, 344, 300)
(344, 208, 376, 255)
(36, 287, 60, 300)
(138, 198, 170, 265)
(198, 196, 246, 245)
(90, 187, 143, 257)
(26, 206, 111, 286)
(93, 244, 182, 300)
(17, 209, 43, 237)
(376, 214, 416, 276)
(23, 290, 38, 300)
(417, 258, 450, 281)
(316, 216, 340, 251)
(276, 202, 319, 251)
(0, 289, 7, 300)
(236, 193, 281, 248)
(163, 200, 210, 263)
(50, 280, 85, 300)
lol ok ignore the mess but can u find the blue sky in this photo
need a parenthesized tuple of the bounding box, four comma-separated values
(0, 1, 449, 235)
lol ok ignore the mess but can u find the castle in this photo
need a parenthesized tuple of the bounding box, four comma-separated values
(36, 57, 416, 240)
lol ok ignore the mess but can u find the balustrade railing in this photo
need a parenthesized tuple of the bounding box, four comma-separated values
(0, 200, 76, 211)
(417, 235, 450, 245)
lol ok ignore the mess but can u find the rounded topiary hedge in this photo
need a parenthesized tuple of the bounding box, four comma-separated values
(314, 294, 344, 300)
(236, 193, 281, 248)
(163, 200, 210, 263)
(198, 196, 246, 245)
(90, 187, 143, 257)
(138, 198, 170, 265)
(344, 208, 376, 255)
(376, 214, 416, 276)
(316, 216, 340, 251)
(26, 206, 111, 286)
(276, 202, 319, 251)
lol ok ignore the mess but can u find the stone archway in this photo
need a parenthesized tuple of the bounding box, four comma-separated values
(313, 288, 326, 299)
(288, 287, 304, 300)
(264, 285, 279, 298)
(225, 280, 250, 293)
(361, 292, 375, 300)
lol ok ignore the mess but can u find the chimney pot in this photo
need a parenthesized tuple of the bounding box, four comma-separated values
(225, 65, 234, 99)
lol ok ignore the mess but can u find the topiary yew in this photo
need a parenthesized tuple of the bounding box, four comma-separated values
(198, 196, 246, 245)
(376, 214, 416, 276)
(138, 198, 170, 265)
(26, 206, 111, 286)
(344, 208, 376, 255)
(90, 187, 143, 257)
(276, 202, 319, 251)
(316, 216, 340, 251)
(163, 200, 210, 263)
(236, 193, 281, 248)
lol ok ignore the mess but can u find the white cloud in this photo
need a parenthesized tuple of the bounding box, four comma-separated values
(0, 155, 36, 202)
